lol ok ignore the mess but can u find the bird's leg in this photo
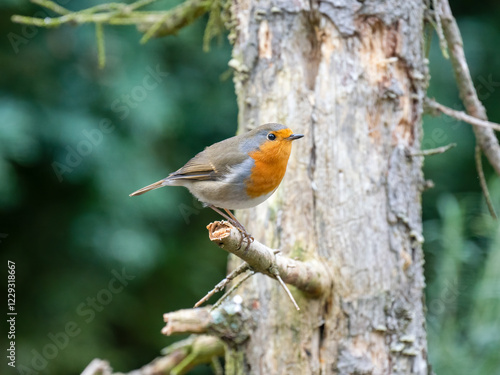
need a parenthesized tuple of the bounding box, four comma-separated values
(222, 208, 254, 242)
(222, 208, 254, 251)
(207, 205, 248, 250)
(207, 205, 254, 250)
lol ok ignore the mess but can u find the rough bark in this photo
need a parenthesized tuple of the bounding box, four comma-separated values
(227, 0, 429, 374)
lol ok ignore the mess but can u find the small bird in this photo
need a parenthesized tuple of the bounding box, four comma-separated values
(130, 123, 303, 243)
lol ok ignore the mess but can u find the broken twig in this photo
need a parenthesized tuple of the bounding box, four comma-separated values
(206, 221, 329, 297)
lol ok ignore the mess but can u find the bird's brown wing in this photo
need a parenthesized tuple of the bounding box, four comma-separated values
(166, 143, 248, 182)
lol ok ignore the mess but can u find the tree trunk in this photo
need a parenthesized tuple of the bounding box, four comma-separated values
(229, 0, 428, 373)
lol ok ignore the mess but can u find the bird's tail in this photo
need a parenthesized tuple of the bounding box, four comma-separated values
(129, 179, 166, 196)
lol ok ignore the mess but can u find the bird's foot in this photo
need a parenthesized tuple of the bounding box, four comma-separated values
(233, 226, 254, 251)
(207, 205, 254, 250)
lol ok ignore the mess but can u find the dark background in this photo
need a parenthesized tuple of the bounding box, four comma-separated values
(1, 1, 499, 374)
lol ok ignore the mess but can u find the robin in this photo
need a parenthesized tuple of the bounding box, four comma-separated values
(129, 123, 304, 244)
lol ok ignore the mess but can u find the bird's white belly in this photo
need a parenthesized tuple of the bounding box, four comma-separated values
(204, 190, 275, 210)
(185, 181, 276, 210)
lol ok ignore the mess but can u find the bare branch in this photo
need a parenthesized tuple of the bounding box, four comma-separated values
(12, 2, 130, 26)
(425, 98, 500, 132)
(410, 143, 456, 157)
(206, 221, 329, 297)
(162, 304, 251, 346)
(274, 273, 300, 311)
(210, 270, 255, 310)
(194, 262, 251, 308)
(438, 0, 500, 176)
(431, 0, 448, 58)
(162, 307, 213, 336)
(475, 146, 498, 219)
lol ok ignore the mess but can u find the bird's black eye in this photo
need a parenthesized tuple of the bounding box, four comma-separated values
(267, 133, 276, 141)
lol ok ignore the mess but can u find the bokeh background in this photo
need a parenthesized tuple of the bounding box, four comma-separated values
(1, 1, 499, 374)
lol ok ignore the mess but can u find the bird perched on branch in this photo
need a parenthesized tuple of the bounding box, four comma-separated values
(130, 123, 303, 245)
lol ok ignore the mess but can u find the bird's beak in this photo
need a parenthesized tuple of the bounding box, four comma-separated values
(287, 134, 304, 141)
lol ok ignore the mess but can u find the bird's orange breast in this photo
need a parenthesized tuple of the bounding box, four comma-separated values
(245, 136, 293, 198)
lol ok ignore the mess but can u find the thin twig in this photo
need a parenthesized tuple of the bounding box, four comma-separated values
(140, 13, 169, 44)
(410, 143, 456, 156)
(210, 270, 255, 311)
(275, 273, 300, 311)
(77, 3, 125, 15)
(194, 262, 251, 308)
(31, 0, 70, 15)
(426, 98, 500, 132)
(269, 250, 300, 311)
(95, 23, 105, 69)
(431, 0, 448, 58)
(12, 12, 126, 27)
(127, 0, 161, 11)
(475, 146, 498, 219)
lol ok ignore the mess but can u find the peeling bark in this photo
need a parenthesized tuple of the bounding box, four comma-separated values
(228, 0, 429, 373)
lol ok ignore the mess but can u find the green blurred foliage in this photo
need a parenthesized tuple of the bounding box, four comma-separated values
(0, 1, 499, 374)
(1, 1, 235, 374)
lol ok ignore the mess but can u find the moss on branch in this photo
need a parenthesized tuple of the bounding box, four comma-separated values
(12, 0, 213, 37)
(11, 0, 223, 53)
(81, 335, 224, 375)
(137, 0, 212, 42)
(11, 0, 222, 64)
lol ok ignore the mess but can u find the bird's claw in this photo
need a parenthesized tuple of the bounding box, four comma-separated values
(234, 226, 254, 251)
